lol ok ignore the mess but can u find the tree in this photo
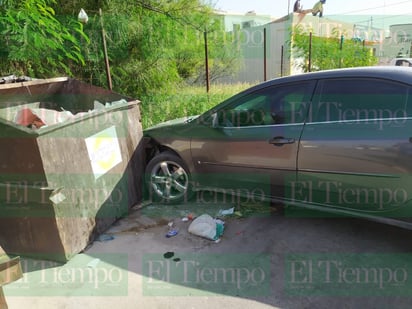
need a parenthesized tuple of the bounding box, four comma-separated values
(1, 0, 241, 98)
(0, 0, 87, 77)
(291, 25, 378, 72)
(188, 20, 242, 85)
(51, 0, 216, 95)
(68, 0, 240, 96)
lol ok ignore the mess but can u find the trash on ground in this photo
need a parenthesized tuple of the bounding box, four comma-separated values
(181, 213, 194, 222)
(163, 252, 174, 259)
(87, 258, 101, 268)
(96, 234, 115, 242)
(215, 218, 225, 225)
(234, 211, 243, 217)
(218, 207, 235, 216)
(166, 229, 179, 238)
(163, 252, 180, 262)
(166, 221, 179, 237)
(188, 214, 225, 241)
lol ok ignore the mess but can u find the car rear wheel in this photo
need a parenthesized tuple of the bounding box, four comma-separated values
(145, 151, 192, 204)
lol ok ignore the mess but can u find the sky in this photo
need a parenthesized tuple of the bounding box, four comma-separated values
(212, 0, 412, 17)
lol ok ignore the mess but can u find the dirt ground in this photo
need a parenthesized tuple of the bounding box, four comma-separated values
(4, 197, 412, 309)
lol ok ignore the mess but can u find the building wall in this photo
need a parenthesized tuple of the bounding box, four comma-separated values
(214, 10, 273, 32)
(379, 24, 412, 63)
(220, 13, 355, 84)
(213, 11, 412, 84)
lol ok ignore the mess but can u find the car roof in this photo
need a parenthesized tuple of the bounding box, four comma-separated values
(254, 66, 412, 90)
(213, 66, 412, 110)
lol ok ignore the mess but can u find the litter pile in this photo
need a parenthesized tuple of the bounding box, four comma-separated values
(164, 207, 238, 242)
(188, 214, 225, 241)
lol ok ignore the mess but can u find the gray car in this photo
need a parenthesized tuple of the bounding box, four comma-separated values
(143, 66, 412, 229)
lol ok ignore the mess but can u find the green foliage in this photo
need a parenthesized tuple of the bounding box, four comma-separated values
(190, 22, 242, 84)
(49, 0, 240, 98)
(291, 25, 378, 72)
(113, 7, 186, 96)
(0, 0, 87, 77)
(141, 83, 252, 128)
(0, 0, 241, 100)
(73, 0, 240, 97)
(50, 0, 211, 96)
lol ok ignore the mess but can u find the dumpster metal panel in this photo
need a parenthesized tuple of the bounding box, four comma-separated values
(0, 245, 23, 309)
(0, 246, 23, 286)
(0, 247, 23, 309)
(0, 78, 143, 262)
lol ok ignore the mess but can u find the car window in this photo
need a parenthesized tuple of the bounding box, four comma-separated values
(310, 78, 411, 123)
(395, 60, 412, 67)
(217, 81, 315, 127)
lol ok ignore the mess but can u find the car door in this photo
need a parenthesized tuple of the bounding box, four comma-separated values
(295, 77, 412, 218)
(190, 81, 316, 200)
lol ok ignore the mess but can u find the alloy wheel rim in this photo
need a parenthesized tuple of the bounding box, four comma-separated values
(150, 160, 189, 201)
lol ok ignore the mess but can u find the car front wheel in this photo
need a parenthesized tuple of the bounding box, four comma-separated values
(145, 151, 192, 204)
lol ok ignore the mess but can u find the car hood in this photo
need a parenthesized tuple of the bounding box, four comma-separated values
(145, 115, 199, 131)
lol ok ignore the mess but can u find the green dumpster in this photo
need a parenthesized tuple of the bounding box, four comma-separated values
(0, 77, 143, 262)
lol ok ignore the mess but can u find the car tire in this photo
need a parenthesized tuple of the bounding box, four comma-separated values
(145, 151, 192, 204)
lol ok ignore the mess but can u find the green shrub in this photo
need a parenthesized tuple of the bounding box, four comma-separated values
(140, 83, 253, 128)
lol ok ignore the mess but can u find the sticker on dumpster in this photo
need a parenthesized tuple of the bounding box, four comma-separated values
(85, 126, 122, 179)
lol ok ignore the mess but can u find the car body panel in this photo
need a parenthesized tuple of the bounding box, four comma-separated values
(296, 135, 412, 218)
(190, 123, 304, 197)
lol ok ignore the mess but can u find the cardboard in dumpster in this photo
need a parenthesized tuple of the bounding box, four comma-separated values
(0, 77, 144, 262)
(12, 99, 128, 129)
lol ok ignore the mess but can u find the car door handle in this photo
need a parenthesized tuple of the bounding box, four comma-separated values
(268, 136, 296, 146)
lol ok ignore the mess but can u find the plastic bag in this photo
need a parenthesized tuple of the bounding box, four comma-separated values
(78, 8, 89, 24)
(188, 214, 224, 240)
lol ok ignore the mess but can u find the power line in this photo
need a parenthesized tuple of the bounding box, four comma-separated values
(332, 0, 412, 15)
(331, 11, 412, 27)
